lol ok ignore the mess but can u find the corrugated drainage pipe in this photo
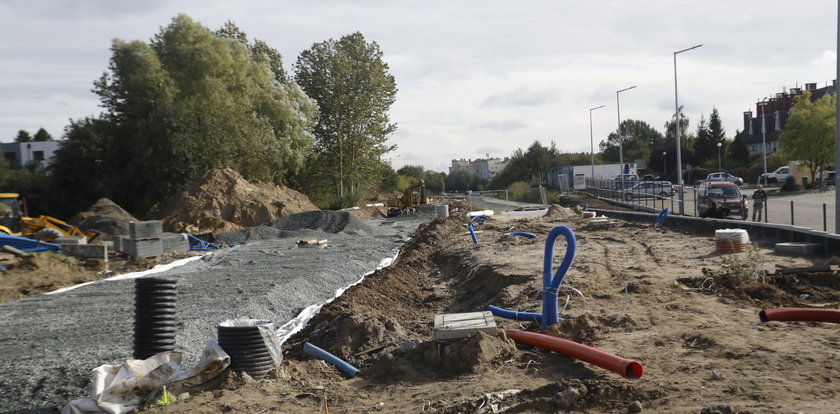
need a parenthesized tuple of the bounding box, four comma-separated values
(506, 329, 643, 381)
(218, 319, 279, 378)
(303, 342, 360, 377)
(759, 308, 840, 324)
(133, 277, 178, 359)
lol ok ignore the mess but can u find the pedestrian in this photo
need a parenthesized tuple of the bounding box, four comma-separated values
(752, 185, 767, 221)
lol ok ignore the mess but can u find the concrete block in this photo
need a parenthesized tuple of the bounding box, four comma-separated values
(61, 244, 108, 260)
(56, 236, 87, 245)
(775, 242, 820, 255)
(114, 235, 129, 253)
(123, 238, 163, 258)
(434, 311, 497, 341)
(129, 221, 163, 240)
(160, 232, 189, 253)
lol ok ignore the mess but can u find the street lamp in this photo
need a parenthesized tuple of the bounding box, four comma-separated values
(663, 151, 667, 178)
(616, 85, 637, 181)
(717, 142, 722, 171)
(589, 105, 606, 179)
(758, 98, 769, 187)
(673, 43, 702, 215)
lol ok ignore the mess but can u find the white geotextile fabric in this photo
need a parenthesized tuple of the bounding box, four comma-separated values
(61, 340, 229, 414)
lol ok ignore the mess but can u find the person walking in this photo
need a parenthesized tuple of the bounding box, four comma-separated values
(752, 185, 767, 221)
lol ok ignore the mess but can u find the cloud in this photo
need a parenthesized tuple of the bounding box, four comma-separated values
(475, 120, 527, 131)
(474, 146, 503, 156)
(481, 87, 559, 108)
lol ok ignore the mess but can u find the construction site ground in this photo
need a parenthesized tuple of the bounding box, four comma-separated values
(1, 194, 839, 413)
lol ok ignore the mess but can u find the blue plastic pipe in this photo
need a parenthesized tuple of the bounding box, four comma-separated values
(487, 305, 542, 324)
(468, 224, 478, 244)
(656, 208, 670, 225)
(509, 232, 536, 239)
(488, 225, 577, 329)
(303, 342, 360, 377)
(542, 226, 576, 327)
(583, 203, 589, 212)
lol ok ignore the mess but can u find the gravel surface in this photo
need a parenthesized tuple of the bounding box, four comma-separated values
(0, 212, 427, 412)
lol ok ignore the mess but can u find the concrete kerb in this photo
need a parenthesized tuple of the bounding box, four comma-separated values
(596, 208, 840, 253)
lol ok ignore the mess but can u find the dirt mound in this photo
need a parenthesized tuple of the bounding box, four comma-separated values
(70, 198, 138, 241)
(0, 253, 98, 303)
(544, 204, 576, 219)
(346, 206, 386, 219)
(159, 167, 319, 234)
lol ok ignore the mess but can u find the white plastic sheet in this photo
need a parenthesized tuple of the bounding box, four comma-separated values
(62, 340, 229, 414)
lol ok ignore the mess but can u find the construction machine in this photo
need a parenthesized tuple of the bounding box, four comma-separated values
(385, 180, 429, 217)
(0, 193, 98, 243)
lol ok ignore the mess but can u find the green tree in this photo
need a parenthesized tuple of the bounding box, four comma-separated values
(779, 91, 836, 181)
(396, 165, 425, 182)
(294, 32, 398, 205)
(664, 108, 696, 166)
(54, 14, 318, 215)
(14, 130, 31, 142)
(445, 169, 482, 192)
(423, 170, 445, 193)
(33, 128, 53, 141)
(728, 130, 750, 164)
(491, 141, 562, 188)
(599, 120, 664, 165)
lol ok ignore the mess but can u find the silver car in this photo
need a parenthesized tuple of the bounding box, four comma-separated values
(706, 172, 744, 186)
(622, 181, 674, 201)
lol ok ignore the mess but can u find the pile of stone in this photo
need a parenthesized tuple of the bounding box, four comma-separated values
(115, 221, 189, 258)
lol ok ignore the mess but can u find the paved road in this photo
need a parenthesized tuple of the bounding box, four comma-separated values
(612, 186, 838, 233)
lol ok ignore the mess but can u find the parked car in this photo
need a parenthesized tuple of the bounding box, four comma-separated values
(614, 174, 639, 189)
(641, 174, 655, 181)
(622, 181, 674, 201)
(706, 172, 744, 186)
(759, 166, 789, 184)
(817, 170, 836, 186)
(697, 181, 748, 220)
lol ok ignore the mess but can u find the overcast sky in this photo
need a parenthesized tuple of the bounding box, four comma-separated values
(1, 0, 836, 172)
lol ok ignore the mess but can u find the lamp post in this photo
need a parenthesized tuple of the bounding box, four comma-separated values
(673, 43, 702, 215)
(589, 105, 606, 180)
(717, 142, 722, 171)
(616, 86, 637, 186)
(663, 151, 667, 178)
(759, 98, 769, 187)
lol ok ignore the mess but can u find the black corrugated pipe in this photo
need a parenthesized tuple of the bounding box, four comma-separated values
(133, 277, 178, 359)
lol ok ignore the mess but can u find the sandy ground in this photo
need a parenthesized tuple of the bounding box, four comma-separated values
(3, 197, 839, 413)
(144, 204, 838, 414)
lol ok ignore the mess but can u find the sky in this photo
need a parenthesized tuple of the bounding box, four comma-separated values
(0, 0, 836, 173)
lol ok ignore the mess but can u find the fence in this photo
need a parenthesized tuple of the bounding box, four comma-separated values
(584, 178, 837, 234)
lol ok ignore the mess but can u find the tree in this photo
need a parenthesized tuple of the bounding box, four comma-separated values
(14, 130, 31, 142)
(728, 130, 750, 164)
(664, 108, 696, 165)
(396, 165, 425, 182)
(599, 119, 664, 165)
(693, 109, 727, 168)
(33, 128, 53, 141)
(54, 14, 318, 215)
(423, 170, 445, 193)
(445, 169, 482, 192)
(491, 141, 562, 188)
(294, 32, 398, 205)
(779, 91, 836, 181)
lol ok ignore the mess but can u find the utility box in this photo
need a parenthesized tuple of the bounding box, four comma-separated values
(433, 311, 497, 341)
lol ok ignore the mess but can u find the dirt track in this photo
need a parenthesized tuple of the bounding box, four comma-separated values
(3, 204, 840, 413)
(148, 208, 838, 413)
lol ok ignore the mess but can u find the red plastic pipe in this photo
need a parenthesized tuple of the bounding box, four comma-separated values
(506, 329, 643, 380)
(759, 308, 840, 324)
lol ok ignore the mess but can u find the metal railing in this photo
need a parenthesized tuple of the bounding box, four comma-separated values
(584, 178, 837, 234)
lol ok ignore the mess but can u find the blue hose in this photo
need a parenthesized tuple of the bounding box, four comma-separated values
(468, 224, 478, 244)
(542, 226, 577, 327)
(583, 203, 589, 212)
(488, 225, 577, 330)
(509, 232, 536, 239)
(656, 208, 670, 225)
(303, 342, 360, 377)
(488, 305, 542, 323)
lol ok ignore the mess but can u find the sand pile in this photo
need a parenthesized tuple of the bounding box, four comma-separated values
(214, 211, 382, 244)
(544, 204, 576, 219)
(70, 198, 138, 241)
(159, 167, 319, 234)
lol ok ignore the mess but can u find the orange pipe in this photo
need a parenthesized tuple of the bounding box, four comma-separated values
(759, 308, 840, 324)
(506, 329, 643, 380)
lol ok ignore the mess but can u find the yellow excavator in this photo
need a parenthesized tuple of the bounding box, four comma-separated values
(385, 180, 429, 217)
(0, 193, 98, 243)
